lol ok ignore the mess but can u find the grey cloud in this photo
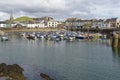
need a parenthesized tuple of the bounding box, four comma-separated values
(0, 0, 120, 20)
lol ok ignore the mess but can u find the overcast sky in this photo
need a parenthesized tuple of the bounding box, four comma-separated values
(0, 0, 120, 21)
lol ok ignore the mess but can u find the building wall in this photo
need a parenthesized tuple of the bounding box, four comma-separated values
(27, 23, 46, 28)
(92, 22, 104, 28)
(0, 23, 16, 28)
(103, 22, 110, 28)
(65, 21, 92, 29)
(0, 24, 6, 27)
(47, 21, 59, 28)
(65, 18, 120, 29)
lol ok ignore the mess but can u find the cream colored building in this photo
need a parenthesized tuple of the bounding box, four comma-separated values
(47, 20, 60, 28)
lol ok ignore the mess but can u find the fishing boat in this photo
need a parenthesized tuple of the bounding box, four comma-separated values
(26, 34, 36, 40)
(50, 34, 61, 41)
(36, 33, 45, 39)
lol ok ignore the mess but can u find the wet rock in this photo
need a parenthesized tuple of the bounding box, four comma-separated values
(8, 73, 26, 80)
(7, 64, 26, 80)
(0, 63, 26, 80)
(13, 64, 24, 71)
(40, 73, 54, 80)
(0, 63, 7, 76)
(7, 64, 24, 74)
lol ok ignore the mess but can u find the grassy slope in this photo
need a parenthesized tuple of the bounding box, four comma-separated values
(15, 16, 35, 22)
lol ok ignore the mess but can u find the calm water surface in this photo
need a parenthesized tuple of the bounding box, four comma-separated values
(0, 34, 120, 80)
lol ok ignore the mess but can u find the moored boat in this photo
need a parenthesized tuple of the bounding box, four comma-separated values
(26, 34, 36, 40)
(76, 34, 86, 39)
(1, 36, 9, 41)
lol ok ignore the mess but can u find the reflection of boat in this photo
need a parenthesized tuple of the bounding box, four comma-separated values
(1, 36, 9, 41)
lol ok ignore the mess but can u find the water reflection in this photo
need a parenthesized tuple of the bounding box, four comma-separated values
(1, 34, 120, 80)
(9, 33, 22, 39)
(110, 38, 120, 65)
(112, 47, 120, 57)
(110, 37, 120, 58)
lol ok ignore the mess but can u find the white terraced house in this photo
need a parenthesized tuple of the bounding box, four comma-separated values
(0, 21, 6, 27)
(27, 22, 46, 28)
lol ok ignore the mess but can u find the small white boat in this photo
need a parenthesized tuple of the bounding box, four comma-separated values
(1, 36, 9, 41)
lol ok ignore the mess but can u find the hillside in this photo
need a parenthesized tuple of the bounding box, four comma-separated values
(15, 16, 35, 22)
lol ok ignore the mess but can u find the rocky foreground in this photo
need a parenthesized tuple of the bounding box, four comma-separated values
(0, 63, 26, 80)
(0, 63, 54, 80)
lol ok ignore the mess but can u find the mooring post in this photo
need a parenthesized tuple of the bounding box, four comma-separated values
(118, 32, 120, 47)
(112, 33, 119, 48)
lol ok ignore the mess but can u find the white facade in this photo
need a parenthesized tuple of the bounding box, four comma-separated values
(11, 24, 16, 27)
(0, 23, 6, 27)
(27, 23, 46, 28)
(0, 21, 7, 27)
(0, 21, 16, 28)
(47, 21, 59, 28)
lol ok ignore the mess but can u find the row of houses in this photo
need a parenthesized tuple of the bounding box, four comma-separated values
(0, 20, 62, 28)
(0, 15, 120, 29)
(27, 20, 60, 28)
(0, 16, 62, 28)
(65, 18, 120, 29)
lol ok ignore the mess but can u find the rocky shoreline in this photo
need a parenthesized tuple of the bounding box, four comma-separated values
(0, 63, 54, 80)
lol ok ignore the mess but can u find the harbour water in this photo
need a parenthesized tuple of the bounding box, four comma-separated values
(0, 34, 120, 80)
